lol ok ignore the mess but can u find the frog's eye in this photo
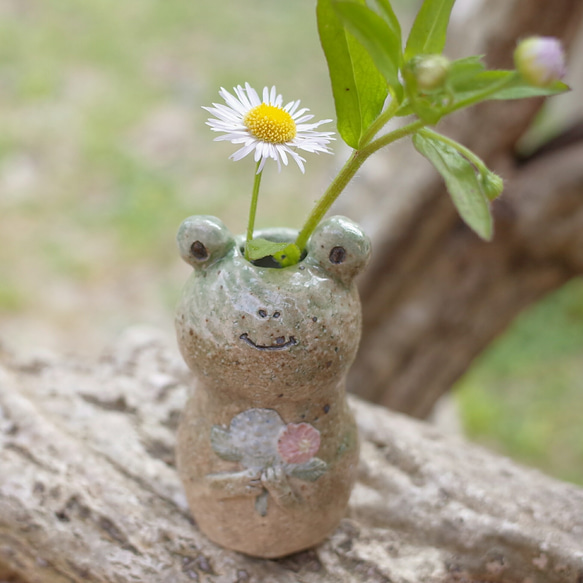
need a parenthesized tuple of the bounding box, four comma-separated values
(307, 216, 371, 285)
(177, 215, 235, 268)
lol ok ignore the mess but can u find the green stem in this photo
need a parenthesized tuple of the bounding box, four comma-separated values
(295, 119, 426, 252)
(295, 150, 367, 252)
(294, 75, 519, 256)
(419, 128, 488, 173)
(361, 118, 425, 157)
(245, 162, 263, 261)
(358, 92, 400, 148)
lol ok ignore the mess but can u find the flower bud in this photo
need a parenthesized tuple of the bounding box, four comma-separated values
(514, 37, 566, 87)
(479, 171, 504, 201)
(406, 55, 451, 92)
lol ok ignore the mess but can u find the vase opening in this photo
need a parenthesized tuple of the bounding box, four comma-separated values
(239, 238, 308, 269)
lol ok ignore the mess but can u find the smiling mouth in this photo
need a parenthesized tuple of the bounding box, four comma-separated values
(239, 333, 298, 351)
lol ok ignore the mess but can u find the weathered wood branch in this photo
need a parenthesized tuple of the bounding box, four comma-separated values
(341, 0, 583, 415)
(349, 139, 583, 417)
(1, 329, 583, 582)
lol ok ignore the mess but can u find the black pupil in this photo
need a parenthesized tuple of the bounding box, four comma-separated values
(329, 246, 346, 264)
(258, 310, 267, 318)
(191, 240, 208, 260)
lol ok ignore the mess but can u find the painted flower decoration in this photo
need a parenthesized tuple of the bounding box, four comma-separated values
(204, 83, 335, 173)
(210, 410, 328, 516)
(277, 422, 321, 465)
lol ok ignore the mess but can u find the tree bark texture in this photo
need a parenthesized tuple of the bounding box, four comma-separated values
(339, 0, 583, 416)
(1, 329, 583, 582)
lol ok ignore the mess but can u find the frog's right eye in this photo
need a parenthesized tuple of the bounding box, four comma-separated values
(177, 216, 235, 268)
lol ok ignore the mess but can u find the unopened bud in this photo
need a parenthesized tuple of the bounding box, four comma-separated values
(406, 55, 451, 92)
(480, 171, 504, 201)
(514, 36, 566, 87)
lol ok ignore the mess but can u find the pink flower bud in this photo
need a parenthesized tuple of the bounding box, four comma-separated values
(514, 37, 566, 87)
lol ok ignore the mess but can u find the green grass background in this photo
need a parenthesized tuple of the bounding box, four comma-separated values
(0, 0, 581, 485)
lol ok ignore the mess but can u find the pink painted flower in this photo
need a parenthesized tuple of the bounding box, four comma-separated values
(277, 423, 321, 464)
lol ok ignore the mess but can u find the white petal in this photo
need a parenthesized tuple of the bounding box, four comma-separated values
(276, 145, 289, 166)
(254, 143, 262, 162)
(296, 118, 333, 130)
(230, 141, 258, 161)
(294, 114, 316, 124)
(205, 83, 335, 170)
(264, 142, 274, 160)
(218, 88, 246, 115)
(267, 143, 278, 161)
(234, 85, 252, 110)
(214, 133, 245, 142)
(246, 82, 261, 107)
(288, 149, 306, 173)
(213, 103, 244, 121)
(291, 107, 309, 120)
(288, 100, 301, 115)
(257, 155, 268, 173)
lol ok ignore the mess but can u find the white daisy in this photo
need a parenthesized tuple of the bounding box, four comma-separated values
(204, 83, 335, 173)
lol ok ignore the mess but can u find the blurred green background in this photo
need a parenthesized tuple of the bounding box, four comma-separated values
(0, 0, 581, 485)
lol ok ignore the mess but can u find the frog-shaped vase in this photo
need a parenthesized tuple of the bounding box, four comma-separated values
(175, 215, 371, 558)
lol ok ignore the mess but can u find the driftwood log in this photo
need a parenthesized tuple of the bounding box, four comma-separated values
(1, 328, 582, 582)
(342, 0, 583, 416)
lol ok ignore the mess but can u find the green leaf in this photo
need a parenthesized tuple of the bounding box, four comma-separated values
(333, 1, 402, 90)
(451, 70, 569, 106)
(317, 0, 388, 148)
(447, 55, 486, 87)
(489, 79, 570, 100)
(452, 69, 511, 93)
(405, 0, 455, 61)
(273, 243, 301, 267)
(413, 132, 493, 240)
(395, 101, 413, 117)
(246, 238, 289, 261)
(367, 0, 402, 56)
(447, 70, 514, 106)
(346, 32, 391, 135)
(288, 458, 328, 482)
(410, 97, 443, 124)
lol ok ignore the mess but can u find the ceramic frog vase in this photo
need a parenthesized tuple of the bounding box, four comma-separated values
(175, 215, 371, 558)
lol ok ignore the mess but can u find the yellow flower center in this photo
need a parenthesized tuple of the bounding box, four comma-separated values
(244, 103, 296, 143)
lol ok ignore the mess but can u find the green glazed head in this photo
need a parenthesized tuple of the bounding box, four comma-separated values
(175, 215, 371, 401)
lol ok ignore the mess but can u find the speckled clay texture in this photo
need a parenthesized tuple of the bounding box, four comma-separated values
(175, 215, 371, 558)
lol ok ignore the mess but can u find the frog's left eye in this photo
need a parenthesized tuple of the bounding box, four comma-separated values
(177, 215, 235, 268)
(307, 216, 371, 285)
